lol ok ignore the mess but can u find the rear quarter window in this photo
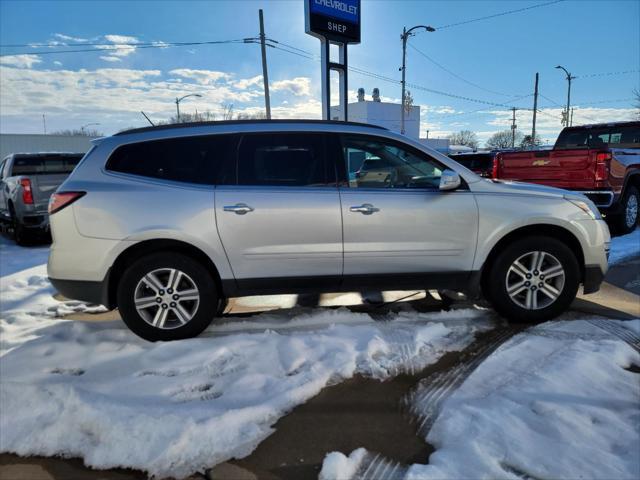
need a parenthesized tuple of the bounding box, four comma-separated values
(10, 155, 83, 175)
(106, 135, 234, 185)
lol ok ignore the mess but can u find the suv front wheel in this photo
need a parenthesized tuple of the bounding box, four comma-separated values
(486, 236, 580, 323)
(117, 253, 219, 341)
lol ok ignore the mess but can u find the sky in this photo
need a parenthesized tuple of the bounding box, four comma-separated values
(0, 0, 638, 146)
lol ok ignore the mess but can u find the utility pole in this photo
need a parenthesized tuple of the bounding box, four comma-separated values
(42, 114, 46, 134)
(400, 25, 435, 135)
(511, 107, 518, 148)
(531, 72, 539, 144)
(259, 9, 271, 119)
(570, 107, 574, 126)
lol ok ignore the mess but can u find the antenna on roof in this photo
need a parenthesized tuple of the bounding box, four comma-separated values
(140, 111, 155, 126)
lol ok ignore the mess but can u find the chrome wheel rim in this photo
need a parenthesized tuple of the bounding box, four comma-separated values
(506, 251, 565, 310)
(625, 194, 638, 228)
(134, 268, 200, 330)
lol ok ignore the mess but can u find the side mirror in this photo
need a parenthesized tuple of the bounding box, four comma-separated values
(439, 169, 461, 191)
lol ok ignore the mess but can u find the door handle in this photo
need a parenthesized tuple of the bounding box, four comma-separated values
(350, 203, 379, 215)
(224, 203, 254, 215)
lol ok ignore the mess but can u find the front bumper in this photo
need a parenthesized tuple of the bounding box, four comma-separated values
(583, 265, 605, 294)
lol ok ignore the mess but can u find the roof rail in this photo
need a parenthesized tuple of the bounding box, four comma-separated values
(114, 119, 388, 136)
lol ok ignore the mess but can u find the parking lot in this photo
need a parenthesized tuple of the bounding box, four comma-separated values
(1, 230, 638, 480)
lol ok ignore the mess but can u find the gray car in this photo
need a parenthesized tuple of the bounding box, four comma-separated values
(47, 121, 610, 341)
(0, 152, 84, 244)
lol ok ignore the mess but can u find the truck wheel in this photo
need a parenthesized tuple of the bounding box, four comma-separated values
(9, 206, 30, 246)
(486, 236, 580, 323)
(117, 252, 218, 341)
(612, 186, 639, 235)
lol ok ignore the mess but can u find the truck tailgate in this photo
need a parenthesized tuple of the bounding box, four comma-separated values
(29, 174, 67, 211)
(497, 149, 596, 189)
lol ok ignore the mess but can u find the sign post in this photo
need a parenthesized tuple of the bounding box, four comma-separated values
(305, 0, 361, 121)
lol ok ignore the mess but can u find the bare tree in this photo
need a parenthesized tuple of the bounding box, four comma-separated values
(486, 130, 523, 149)
(520, 134, 543, 149)
(50, 128, 102, 137)
(448, 130, 479, 150)
(634, 88, 640, 119)
(236, 111, 268, 120)
(222, 104, 235, 120)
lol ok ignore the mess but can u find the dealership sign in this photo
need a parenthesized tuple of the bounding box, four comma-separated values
(305, 0, 361, 44)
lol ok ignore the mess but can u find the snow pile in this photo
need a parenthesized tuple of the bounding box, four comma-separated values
(321, 319, 640, 480)
(1, 262, 494, 479)
(609, 229, 640, 266)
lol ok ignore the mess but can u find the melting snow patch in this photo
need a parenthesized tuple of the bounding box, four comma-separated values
(609, 229, 640, 266)
(0, 255, 495, 478)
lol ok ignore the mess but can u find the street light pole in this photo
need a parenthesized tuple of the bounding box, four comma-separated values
(400, 25, 435, 135)
(175, 93, 203, 122)
(555, 65, 575, 127)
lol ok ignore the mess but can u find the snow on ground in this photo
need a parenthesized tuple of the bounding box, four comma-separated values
(0, 236, 496, 479)
(320, 319, 640, 480)
(609, 229, 640, 266)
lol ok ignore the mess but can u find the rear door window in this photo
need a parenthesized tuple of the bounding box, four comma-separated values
(10, 155, 83, 175)
(106, 135, 234, 185)
(235, 133, 332, 187)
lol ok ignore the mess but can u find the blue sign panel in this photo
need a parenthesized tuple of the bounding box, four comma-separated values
(309, 0, 359, 24)
(305, 0, 361, 44)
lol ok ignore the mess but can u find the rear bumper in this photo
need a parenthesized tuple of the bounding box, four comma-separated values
(22, 213, 49, 230)
(583, 265, 605, 295)
(578, 191, 615, 209)
(49, 273, 110, 307)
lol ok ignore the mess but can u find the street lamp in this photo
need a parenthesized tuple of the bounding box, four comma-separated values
(400, 25, 435, 135)
(175, 93, 203, 122)
(555, 65, 576, 127)
(81, 122, 100, 134)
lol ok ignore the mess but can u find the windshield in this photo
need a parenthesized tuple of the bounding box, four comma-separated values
(11, 155, 83, 175)
(555, 124, 640, 150)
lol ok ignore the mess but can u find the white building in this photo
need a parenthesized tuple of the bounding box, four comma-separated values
(330, 89, 449, 154)
(0, 134, 98, 159)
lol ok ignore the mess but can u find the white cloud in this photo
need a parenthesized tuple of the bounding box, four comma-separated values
(271, 77, 311, 96)
(54, 33, 89, 43)
(53, 61, 63, 66)
(233, 75, 263, 90)
(103, 34, 139, 44)
(169, 69, 231, 85)
(99, 56, 122, 63)
(0, 55, 42, 69)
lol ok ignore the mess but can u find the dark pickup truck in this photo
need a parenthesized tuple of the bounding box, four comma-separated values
(494, 121, 640, 233)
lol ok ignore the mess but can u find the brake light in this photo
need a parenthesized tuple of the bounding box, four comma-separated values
(48, 191, 85, 215)
(20, 178, 33, 204)
(595, 152, 611, 181)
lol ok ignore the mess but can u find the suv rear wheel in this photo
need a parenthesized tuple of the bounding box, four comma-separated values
(117, 253, 218, 341)
(486, 236, 580, 323)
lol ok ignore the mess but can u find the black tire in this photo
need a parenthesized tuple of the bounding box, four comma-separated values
(216, 297, 229, 316)
(486, 236, 580, 323)
(117, 252, 218, 341)
(610, 186, 639, 235)
(9, 205, 30, 246)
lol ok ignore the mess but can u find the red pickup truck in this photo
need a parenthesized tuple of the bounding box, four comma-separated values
(493, 121, 640, 233)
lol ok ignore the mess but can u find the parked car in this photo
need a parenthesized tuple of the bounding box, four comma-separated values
(0, 152, 84, 244)
(493, 121, 640, 233)
(448, 151, 500, 177)
(48, 120, 610, 341)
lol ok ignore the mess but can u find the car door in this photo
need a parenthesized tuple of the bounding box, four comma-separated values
(215, 132, 343, 291)
(335, 133, 479, 287)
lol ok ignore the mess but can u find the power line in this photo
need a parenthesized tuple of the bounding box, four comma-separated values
(434, 0, 565, 30)
(408, 42, 522, 97)
(0, 39, 248, 56)
(576, 69, 640, 79)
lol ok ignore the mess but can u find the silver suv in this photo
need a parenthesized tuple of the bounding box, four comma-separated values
(48, 121, 610, 341)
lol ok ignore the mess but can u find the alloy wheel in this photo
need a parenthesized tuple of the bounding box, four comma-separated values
(625, 194, 638, 229)
(134, 268, 200, 329)
(505, 251, 565, 310)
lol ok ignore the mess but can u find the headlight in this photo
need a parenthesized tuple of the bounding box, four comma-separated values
(565, 196, 602, 220)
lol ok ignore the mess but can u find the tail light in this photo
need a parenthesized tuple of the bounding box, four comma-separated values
(595, 152, 611, 181)
(20, 178, 33, 204)
(48, 191, 85, 215)
(492, 154, 501, 179)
